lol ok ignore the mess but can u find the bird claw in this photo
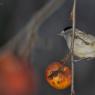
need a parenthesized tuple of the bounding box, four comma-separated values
(74, 57, 95, 62)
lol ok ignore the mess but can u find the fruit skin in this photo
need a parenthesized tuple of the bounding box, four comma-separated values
(45, 61, 71, 90)
(0, 50, 37, 95)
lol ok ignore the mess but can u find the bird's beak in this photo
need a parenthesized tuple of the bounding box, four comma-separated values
(57, 31, 65, 37)
(57, 26, 73, 37)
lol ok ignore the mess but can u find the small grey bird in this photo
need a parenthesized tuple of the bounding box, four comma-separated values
(58, 27, 95, 59)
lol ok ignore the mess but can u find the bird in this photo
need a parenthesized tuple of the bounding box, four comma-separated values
(58, 27, 95, 59)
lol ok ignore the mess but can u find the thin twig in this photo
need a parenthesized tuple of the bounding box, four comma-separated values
(61, 52, 71, 64)
(70, 0, 76, 95)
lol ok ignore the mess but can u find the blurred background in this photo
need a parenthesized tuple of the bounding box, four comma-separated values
(0, 0, 95, 95)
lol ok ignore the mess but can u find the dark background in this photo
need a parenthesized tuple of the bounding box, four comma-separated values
(0, 0, 95, 95)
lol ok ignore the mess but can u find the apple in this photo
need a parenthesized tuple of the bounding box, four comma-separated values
(45, 61, 71, 90)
